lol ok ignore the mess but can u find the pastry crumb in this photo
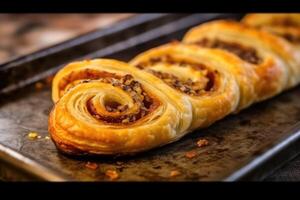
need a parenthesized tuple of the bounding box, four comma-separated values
(35, 82, 44, 90)
(170, 170, 181, 177)
(197, 139, 209, 147)
(185, 150, 197, 159)
(45, 136, 50, 140)
(85, 162, 98, 170)
(28, 132, 39, 139)
(105, 169, 119, 180)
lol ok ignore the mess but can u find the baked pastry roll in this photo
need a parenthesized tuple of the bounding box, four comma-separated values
(49, 59, 192, 155)
(242, 14, 300, 48)
(242, 13, 300, 31)
(242, 14, 300, 83)
(183, 20, 299, 101)
(130, 43, 240, 130)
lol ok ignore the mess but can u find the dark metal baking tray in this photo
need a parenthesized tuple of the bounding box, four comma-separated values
(1, 13, 300, 181)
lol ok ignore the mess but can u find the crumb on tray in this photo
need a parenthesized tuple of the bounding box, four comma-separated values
(197, 139, 209, 148)
(105, 169, 119, 180)
(28, 132, 39, 139)
(35, 82, 44, 90)
(85, 162, 98, 170)
(170, 170, 181, 177)
(185, 150, 197, 159)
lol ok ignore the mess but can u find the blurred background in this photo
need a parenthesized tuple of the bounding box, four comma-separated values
(0, 14, 135, 64)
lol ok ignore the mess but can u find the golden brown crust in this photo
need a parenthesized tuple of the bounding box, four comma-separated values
(130, 43, 240, 130)
(242, 14, 300, 51)
(49, 59, 192, 155)
(48, 17, 300, 156)
(242, 14, 300, 28)
(242, 14, 300, 89)
(183, 20, 299, 101)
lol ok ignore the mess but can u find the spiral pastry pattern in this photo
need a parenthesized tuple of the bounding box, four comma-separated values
(49, 14, 300, 156)
(49, 59, 192, 155)
(183, 20, 300, 101)
(242, 14, 300, 86)
(130, 43, 240, 130)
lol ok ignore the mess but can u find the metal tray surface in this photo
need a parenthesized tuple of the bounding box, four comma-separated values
(1, 13, 300, 181)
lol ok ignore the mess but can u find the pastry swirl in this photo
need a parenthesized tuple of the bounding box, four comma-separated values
(183, 20, 299, 101)
(241, 14, 300, 57)
(49, 59, 192, 155)
(130, 43, 240, 130)
(48, 16, 300, 156)
(242, 14, 300, 86)
(242, 14, 300, 30)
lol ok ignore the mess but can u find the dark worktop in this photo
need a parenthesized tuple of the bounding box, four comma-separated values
(0, 14, 134, 64)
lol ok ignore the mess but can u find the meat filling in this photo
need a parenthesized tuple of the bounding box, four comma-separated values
(136, 55, 217, 96)
(59, 70, 159, 125)
(58, 69, 122, 92)
(278, 33, 300, 44)
(194, 38, 262, 65)
(270, 18, 299, 27)
(86, 74, 159, 125)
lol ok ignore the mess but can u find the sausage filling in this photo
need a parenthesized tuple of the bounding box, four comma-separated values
(278, 33, 300, 44)
(270, 18, 299, 27)
(194, 38, 263, 65)
(59, 70, 159, 125)
(136, 55, 217, 96)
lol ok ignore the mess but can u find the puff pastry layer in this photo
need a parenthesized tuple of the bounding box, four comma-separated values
(130, 43, 240, 130)
(48, 16, 300, 156)
(242, 14, 300, 48)
(183, 20, 300, 101)
(242, 14, 300, 86)
(49, 59, 192, 155)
